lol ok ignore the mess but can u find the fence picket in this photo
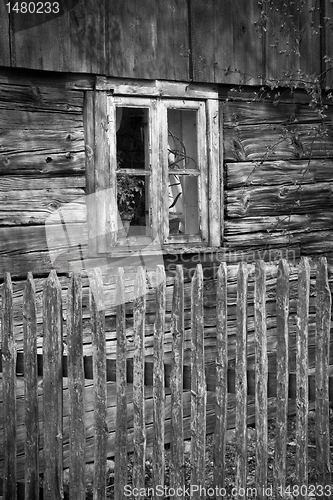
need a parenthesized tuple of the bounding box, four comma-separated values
(315, 257, 331, 484)
(23, 273, 39, 500)
(274, 259, 289, 497)
(114, 268, 127, 500)
(152, 266, 166, 498)
(255, 261, 268, 500)
(170, 265, 185, 497)
(2, 273, 17, 500)
(191, 264, 206, 497)
(296, 257, 310, 498)
(132, 267, 146, 492)
(235, 262, 248, 499)
(214, 263, 228, 494)
(43, 270, 63, 500)
(89, 268, 107, 500)
(67, 273, 85, 500)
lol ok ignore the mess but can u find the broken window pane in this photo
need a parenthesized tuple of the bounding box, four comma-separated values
(167, 109, 198, 171)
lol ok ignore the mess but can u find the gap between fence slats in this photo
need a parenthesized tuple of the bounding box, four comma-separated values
(315, 257, 332, 484)
(214, 263, 228, 496)
(191, 264, 206, 498)
(296, 257, 310, 498)
(23, 272, 39, 500)
(89, 268, 107, 500)
(132, 267, 146, 492)
(235, 262, 248, 500)
(274, 259, 289, 498)
(2, 273, 17, 500)
(255, 260, 268, 500)
(152, 265, 166, 499)
(170, 265, 185, 498)
(114, 268, 127, 500)
(67, 273, 85, 500)
(43, 270, 63, 500)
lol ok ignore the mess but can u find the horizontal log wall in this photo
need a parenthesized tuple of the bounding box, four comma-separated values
(223, 93, 333, 261)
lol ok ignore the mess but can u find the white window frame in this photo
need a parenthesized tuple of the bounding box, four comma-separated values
(87, 78, 222, 255)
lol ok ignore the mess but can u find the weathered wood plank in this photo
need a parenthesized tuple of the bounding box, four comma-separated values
(214, 263, 228, 491)
(0, 187, 85, 226)
(43, 270, 63, 500)
(0, 67, 94, 91)
(0, 151, 85, 176)
(226, 159, 333, 189)
(89, 268, 107, 500)
(0, 128, 84, 155)
(226, 181, 333, 218)
(132, 267, 146, 492)
(191, 264, 206, 496)
(315, 257, 331, 483)
(254, 261, 268, 500)
(322, 0, 333, 89)
(0, 109, 82, 130)
(170, 265, 184, 497)
(114, 268, 127, 500)
(235, 262, 248, 498)
(84, 91, 97, 256)
(190, 0, 262, 85)
(67, 273, 85, 500)
(224, 123, 333, 162)
(106, 0, 189, 81)
(23, 272, 39, 500)
(152, 266, 166, 497)
(2, 273, 17, 500)
(295, 258, 310, 497)
(0, 2, 10, 66)
(274, 260, 289, 497)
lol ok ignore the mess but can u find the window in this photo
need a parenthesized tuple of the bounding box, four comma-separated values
(85, 79, 222, 255)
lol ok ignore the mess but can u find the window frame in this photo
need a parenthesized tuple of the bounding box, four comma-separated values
(86, 78, 222, 256)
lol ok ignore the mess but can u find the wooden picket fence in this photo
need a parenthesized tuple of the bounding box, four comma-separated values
(0, 257, 332, 499)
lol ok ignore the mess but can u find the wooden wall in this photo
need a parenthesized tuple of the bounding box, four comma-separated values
(0, 67, 333, 373)
(1, 0, 333, 87)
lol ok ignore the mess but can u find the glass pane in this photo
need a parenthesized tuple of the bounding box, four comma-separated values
(168, 174, 199, 235)
(167, 109, 198, 170)
(116, 174, 150, 238)
(116, 107, 148, 170)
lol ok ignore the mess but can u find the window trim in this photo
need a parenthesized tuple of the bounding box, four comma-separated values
(85, 79, 222, 256)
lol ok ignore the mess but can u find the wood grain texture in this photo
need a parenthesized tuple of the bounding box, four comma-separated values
(114, 268, 127, 500)
(106, 0, 189, 80)
(89, 268, 107, 500)
(42, 270, 63, 500)
(67, 273, 85, 500)
(0, 2, 11, 66)
(295, 258, 310, 496)
(170, 265, 184, 496)
(274, 260, 289, 497)
(190, 0, 263, 84)
(23, 272, 39, 500)
(315, 257, 332, 483)
(2, 273, 17, 500)
(254, 261, 268, 499)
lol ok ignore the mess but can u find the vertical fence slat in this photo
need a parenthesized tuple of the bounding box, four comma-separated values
(2, 272, 17, 500)
(255, 261, 268, 500)
(24, 273, 39, 500)
(274, 259, 289, 498)
(132, 267, 146, 492)
(43, 270, 63, 500)
(296, 257, 310, 498)
(152, 265, 166, 497)
(89, 268, 107, 500)
(170, 265, 184, 497)
(114, 268, 127, 500)
(67, 273, 85, 500)
(214, 263, 228, 495)
(235, 262, 248, 499)
(191, 264, 206, 497)
(315, 256, 331, 484)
